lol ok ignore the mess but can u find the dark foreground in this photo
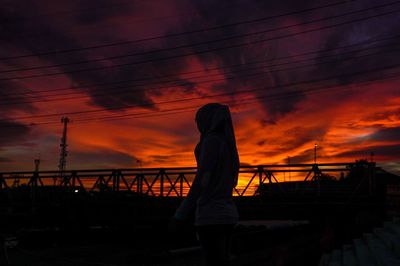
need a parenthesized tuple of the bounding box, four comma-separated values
(1, 174, 399, 266)
(4, 220, 319, 266)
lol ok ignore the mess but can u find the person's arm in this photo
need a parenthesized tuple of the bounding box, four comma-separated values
(174, 136, 220, 220)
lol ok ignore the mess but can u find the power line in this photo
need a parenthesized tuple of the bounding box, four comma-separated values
(1, 5, 398, 82)
(2, 43, 399, 108)
(78, 74, 400, 123)
(1, 1, 396, 78)
(66, 66, 400, 123)
(0, 0, 353, 60)
(5, 62, 400, 125)
(22, 71, 400, 126)
(7, 40, 400, 102)
(3, 33, 399, 98)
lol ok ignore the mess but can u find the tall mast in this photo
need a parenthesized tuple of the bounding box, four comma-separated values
(58, 117, 70, 179)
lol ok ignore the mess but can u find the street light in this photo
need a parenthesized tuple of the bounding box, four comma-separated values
(314, 144, 318, 164)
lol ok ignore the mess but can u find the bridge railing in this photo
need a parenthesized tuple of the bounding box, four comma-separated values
(0, 162, 376, 197)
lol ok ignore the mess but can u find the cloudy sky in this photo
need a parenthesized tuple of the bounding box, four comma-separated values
(0, 0, 399, 175)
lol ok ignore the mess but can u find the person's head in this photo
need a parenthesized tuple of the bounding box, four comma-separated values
(195, 103, 230, 135)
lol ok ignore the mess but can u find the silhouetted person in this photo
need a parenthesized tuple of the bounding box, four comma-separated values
(171, 103, 240, 266)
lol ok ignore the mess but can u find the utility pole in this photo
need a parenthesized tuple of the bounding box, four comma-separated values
(58, 117, 70, 183)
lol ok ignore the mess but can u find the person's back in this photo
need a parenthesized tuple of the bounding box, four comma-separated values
(195, 132, 238, 226)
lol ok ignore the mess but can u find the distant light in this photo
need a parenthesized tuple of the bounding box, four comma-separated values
(315, 144, 318, 147)
(74, 189, 79, 193)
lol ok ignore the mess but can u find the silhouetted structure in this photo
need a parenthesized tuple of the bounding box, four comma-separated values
(0, 162, 399, 266)
(58, 117, 70, 183)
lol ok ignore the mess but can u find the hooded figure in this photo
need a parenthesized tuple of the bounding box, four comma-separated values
(195, 103, 240, 188)
(173, 103, 239, 265)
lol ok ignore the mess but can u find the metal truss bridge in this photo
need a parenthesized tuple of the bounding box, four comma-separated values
(0, 162, 377, 197)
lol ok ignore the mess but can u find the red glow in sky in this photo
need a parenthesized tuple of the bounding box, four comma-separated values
(0, 0, 399, 175)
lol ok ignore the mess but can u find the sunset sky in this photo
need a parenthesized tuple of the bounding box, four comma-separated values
(0, 0, 399, 175)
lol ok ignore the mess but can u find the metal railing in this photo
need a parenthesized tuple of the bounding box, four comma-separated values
(0, 162, 376, 197)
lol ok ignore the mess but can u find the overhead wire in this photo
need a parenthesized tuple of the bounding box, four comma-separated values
(3, 33, 400, 98)
(67, 65, 400, 123)
(80, 73, 400, 123)
(21, 71, 400, 127)
(1, 1, 360, 72)
(1, 2, 398, 82)
(2, 42, 399, 108)
(1, 5, 399, 83)
(5, 62, 400, 126)
(1, 1, 399, 128)
(0, 0, 353, 60)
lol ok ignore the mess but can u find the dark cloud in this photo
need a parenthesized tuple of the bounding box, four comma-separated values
(2, 0, 399, 121)
(147, 154, 171, 164)
(175, 0, 400, 122)
(288, 145, 327, 164)
(369, 127, 400, 142)
(281, 126, 326, 149)
(0, 120, 30, 146)
(312, 0, 400, 89)
(256, 139, 266, 146)
(173, 0, 396, 121)
(361, 108, 400, 123)
(289, 148, 315, 164)
(0, 81, 37, 113)
(0, 0, 192, 112)
(175, 0, 317, 121)
(335, 144, 400, 160)
(259, 125, 327, 159)
(75, 1, 133, 25)
(259, 118, 277, 128)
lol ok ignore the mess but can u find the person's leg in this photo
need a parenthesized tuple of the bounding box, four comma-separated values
(196, 225, 216, 265)
(196, 224, 234, 266)
(223, 224, 235, 262)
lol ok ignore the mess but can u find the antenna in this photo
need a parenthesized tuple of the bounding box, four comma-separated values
(58, 117, 70, 181)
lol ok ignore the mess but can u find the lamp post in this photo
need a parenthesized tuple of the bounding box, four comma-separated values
(314, 144, 318, 164)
